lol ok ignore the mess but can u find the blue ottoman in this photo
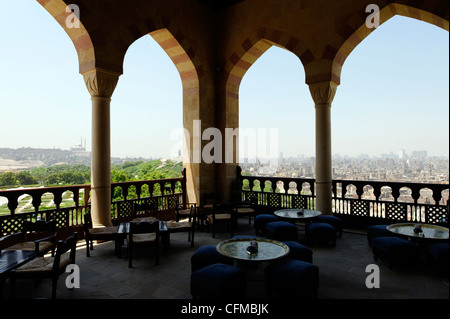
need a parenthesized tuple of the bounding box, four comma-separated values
(254, 214, 278, 235)
(191, 263, 247, 299)
(265, 221, 298, 241)
(371, 236, 420, 269)
(283, 241, 313, 263)
(366, 225, 390, 247)
(313, 215, 343, 237)
(426, 242, 449, 274)
(306, 222, 336, 246)
(264, 259, 319, 299)
(191, 245, 232, 273)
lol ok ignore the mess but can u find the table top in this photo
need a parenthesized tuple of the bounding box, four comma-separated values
(216, 238, 289, 262)
(387, 223, 449, 240)
(0, 250, 38, 275)
(274, 208, 322, 220)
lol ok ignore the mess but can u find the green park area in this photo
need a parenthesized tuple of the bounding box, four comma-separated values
(0, 160, 183, 215)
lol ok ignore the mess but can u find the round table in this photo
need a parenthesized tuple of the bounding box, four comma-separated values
(216, 238, 290, 262)
(274, 208, 322, 221)
(386, 223, 449, 241)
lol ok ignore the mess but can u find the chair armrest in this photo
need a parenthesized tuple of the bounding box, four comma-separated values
(33, 233, 57, 253)
(34, 233, 57, 243)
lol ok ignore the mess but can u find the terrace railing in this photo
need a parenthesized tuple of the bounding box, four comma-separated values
(237, 167, 449, 228)
(0, 169, 186, 240)
(1, 165, 448, 240)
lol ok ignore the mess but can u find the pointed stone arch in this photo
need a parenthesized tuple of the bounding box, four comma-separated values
(332, 3, 449, 84)
(223, 28, 308, 154)
(36, 0, 95, 73)
(141, 29, 202, 204)
(219, 29, 308, 201)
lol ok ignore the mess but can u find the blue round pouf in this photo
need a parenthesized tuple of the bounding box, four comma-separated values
(191, 263, 247, 299)
(366, 225, 390, 246)
(313, 215, 343, 237)
(191, 245, 232, 273)
(371, 236, 420, 269)
(265, 221, 298, 241)
(254, 214, 279, 235)
(265, 259, 319, 299)
(306, 222, 337, 246)
(283, 241, 313, 263)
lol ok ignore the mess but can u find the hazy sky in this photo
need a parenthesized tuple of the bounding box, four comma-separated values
(0, 2, 448, 159)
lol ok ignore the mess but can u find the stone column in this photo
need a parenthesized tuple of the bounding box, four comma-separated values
(309, 81, 338, 215)
(83, 68, 120, 227)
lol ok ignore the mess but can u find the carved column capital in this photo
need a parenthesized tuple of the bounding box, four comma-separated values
(82, 68, 120, 98)
(308, 81, 338, 106)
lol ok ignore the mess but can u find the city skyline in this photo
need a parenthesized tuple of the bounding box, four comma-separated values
(0, 3, 448, 159)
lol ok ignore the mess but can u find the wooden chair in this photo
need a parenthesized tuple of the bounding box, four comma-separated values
(166, 204, 197, 247)
(206, 203, 236, 238)
(133, 202, 157, 221)
(128, 220, 160, 268)
(234, 195, 258, 224)
(199, 193, 217, 230)
(10, 232, 78, 299)
(175, 200, 196, 222)
(1, 220, 57, 256)
(83, 212, 118, 257)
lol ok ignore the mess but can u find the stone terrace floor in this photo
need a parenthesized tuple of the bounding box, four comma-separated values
(3, 218, 449, 304)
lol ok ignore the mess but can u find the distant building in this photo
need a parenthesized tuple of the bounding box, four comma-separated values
(411, 150, 427, 160)
(71, 138, 87, 153)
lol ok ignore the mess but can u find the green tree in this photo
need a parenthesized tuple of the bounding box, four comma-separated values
(0, 172, 17, 187)
(31, 167, 49, 185)
(15, 171, 38, 185)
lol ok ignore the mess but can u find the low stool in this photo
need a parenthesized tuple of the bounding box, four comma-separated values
(366, 225, 390, 247)
(190, 263, 246, 299)
(254, 214, 278, 235)
(264, 258, 319, 299)
(371, 236, 420, 269)
(306, 222, 336, 246)
(283, 241, 313, 263)
(191, 245, 232, 273)
(425, 242, 449, 275)
(265, 221, 298, 241)
(312, 215, 343, 237)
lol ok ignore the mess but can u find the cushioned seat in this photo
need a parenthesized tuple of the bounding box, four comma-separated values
(10, 233, 77, 299)
(254, 214, 278, 235)
(366, 225, 390, 247)
(6, 241, 55, 253)
(190, 263, 246, 299)
(425, 242, 449, 273)
(265, 221, 298, 241)
(264, 259, 319, 299)
(84, 212, 119, 257)
(191, 245, 232, 273)
(306, 222, 336, 246)
(88, 226, 119, 235)
(371, 236, 420, 269)
(312, 215, 343, 237)
(2, 220, 57, 256)
(283, 241, 313, 263)
(14, 252, 73, 275)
